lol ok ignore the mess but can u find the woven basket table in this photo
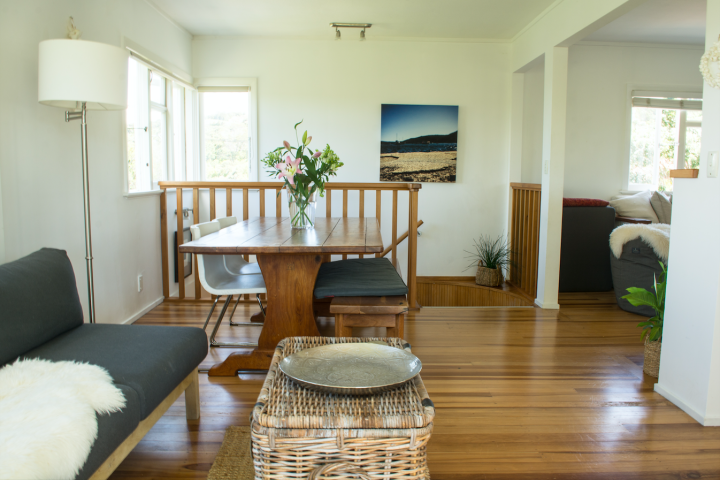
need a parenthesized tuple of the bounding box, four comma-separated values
(251, 336, 435, 479)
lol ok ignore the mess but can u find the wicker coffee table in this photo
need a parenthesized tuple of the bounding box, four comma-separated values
(251, 337, 435, 479)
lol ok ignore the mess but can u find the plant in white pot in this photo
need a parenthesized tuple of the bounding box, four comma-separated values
(465, 235, 514, 287)
(622, 261, 667, 378)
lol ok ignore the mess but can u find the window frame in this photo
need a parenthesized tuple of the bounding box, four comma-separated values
(195, 78, 259, 182)
(121, 41, 196, 197)
(623, 85, 703, 192)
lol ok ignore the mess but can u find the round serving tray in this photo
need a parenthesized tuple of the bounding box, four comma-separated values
(279, 342, 422, 395)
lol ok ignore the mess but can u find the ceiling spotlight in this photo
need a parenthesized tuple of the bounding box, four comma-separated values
(330, 23, 372, 41)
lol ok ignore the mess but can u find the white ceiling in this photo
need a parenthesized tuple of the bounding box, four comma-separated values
(149, 0, 557, 39)
(583, 0, 706, 45)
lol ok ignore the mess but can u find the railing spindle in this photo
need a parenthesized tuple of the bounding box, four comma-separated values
(193, 188, 201, 300)
(342, 190, 348, 259)
(176, 187, 185, 299)
(326, 189, 332, 217)
(160, 189, 169, 298)
(359, 190, 365, 258)
(226, 188, 232, 217)
(392, 190, 398, 264)
(375, 190, 382, 258)
(259, 188, 266, 217)
(210, 188, 216, 221)
(407, 188, 419, 308)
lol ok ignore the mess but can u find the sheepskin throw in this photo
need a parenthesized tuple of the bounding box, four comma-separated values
(610, 223, 671, 261)
(0, 359, 125, 480)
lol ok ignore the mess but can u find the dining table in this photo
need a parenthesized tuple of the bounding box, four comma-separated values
(179, 216, 383, 375)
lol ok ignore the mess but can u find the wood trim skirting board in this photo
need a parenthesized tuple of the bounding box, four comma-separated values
(88, 370, 200, 480)
(417, 276, 534, 307)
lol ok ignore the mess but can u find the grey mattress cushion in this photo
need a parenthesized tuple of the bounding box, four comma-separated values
(24, 324, 207, 419)
(314, 258, 408, 298)
(75, 384, 141, 480)
(0, 248, 83, 365)
(610, 238, 665, 316)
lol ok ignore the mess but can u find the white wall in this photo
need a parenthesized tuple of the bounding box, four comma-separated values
(520, 44, 704, 197)
(0, 0, 192, 323)
(655, 0, 720, 426)
(192, 37, 513, 276)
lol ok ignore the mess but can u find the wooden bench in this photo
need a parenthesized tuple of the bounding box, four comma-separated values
(330, 295, 409, 338)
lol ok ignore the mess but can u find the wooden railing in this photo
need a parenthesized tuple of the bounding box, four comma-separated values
(508, 183, 541, 300)
(158, 181, 422, 308)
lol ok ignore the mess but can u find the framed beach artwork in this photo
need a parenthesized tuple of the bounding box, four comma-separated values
(380, 104, 458, 183)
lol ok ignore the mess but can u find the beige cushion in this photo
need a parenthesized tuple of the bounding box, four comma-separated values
(650, 191, 672, 224)
(609, 190, 659, 223)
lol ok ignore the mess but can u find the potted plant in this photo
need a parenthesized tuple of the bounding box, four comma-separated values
(465, 235, 514, 287)
(261, 121, 343, 229)
(622, 261, 667, 378)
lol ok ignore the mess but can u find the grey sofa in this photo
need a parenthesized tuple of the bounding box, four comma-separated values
(0, 248, 208, 480)
(610, 239, 665, 316)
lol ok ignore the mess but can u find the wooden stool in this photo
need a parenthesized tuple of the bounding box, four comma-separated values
(330, 296, 408, 338)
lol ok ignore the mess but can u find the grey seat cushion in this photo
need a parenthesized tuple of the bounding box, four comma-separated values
(24, 324, 207, 419)
(610, 238, 665, 316)
(75, 384, 141, 480)
(0, 248, 83, 365)
(314, 258, 408, 298)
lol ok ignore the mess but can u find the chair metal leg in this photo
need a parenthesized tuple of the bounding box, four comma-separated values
(228, 294, 266, 326)
(209, 294, 258, 348)
(202, 295, 221, 331)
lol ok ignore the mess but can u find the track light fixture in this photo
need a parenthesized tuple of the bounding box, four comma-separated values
(330, 23, 372, 40)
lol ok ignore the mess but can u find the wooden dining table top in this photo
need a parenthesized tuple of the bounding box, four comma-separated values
(179, 217, 383, 255)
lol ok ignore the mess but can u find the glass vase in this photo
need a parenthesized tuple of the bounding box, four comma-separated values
(288, 190, 317, 229)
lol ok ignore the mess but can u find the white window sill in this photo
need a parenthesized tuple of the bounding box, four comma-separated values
(124, 190, 163, 198)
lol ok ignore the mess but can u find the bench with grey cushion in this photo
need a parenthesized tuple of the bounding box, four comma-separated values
(0, 248, 208, 480)
(314, 258, 409, 338)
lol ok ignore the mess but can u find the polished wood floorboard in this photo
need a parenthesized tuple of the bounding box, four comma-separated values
(109, 300, 720, 479)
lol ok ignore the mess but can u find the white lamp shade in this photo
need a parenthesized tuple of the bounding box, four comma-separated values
(38, 39, 129, 111)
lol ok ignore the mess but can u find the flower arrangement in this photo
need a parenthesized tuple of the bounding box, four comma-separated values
(261, 121, 343, 228)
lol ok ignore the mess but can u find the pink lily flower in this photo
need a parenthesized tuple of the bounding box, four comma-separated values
(277, 155, 302, 186)
(283, 140, 292, 151)
(312, 150, 321, 158)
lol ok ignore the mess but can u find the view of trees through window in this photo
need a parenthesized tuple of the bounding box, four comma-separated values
(201, 91, 250, 180)
(629, 105, 702, 192)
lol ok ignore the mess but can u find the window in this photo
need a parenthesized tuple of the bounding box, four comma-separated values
(125, 56, 195, 193)
(628, 92, 702, 192)
(199, 87, 251, 181)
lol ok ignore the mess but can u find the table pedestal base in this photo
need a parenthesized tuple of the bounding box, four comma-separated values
(208, 253, 323, 375)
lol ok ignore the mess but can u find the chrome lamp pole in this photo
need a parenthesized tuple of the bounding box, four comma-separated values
(65, 102, 96, 323)
(38, 38, 129, 324)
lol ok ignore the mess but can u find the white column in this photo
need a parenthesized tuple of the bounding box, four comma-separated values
(654, 0, 720, 426)
(534, 47, 568, 310)
(507, 73, 524, 233)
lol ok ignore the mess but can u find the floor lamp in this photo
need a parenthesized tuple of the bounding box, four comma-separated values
(38, 39, 129, 323)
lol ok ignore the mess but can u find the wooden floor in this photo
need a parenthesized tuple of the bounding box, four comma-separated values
(109, 299, 720, 479)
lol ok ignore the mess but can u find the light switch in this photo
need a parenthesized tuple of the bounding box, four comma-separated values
(709, 152, 719, 178)
(543, 159, 549, 174)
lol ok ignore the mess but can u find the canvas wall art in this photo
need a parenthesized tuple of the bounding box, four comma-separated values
(380, 104, 458, 183)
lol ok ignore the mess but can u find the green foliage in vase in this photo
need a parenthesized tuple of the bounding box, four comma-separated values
(622, 261, 667, 342)
(464, 235, 515, 274)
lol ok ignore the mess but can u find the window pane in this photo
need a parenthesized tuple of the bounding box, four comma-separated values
(173, 84, 185, 181)
(151, 108, 167, 184)
(687, 110, 703, 122)
(657, 109, 678, 192)
(629, 107, 657, 187)
(201, 91, 250, 180)
(151, 73, 166, 105)
(126, 58, 150, 192)
(686, 126, 702, 169)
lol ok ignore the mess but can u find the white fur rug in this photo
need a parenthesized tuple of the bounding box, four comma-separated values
(0, 359, 125, 480)
(610, 223, 671, 261)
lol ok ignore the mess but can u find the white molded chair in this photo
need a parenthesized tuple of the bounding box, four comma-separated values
(191, 221, 266, 348)
(215, 216, 265, 322)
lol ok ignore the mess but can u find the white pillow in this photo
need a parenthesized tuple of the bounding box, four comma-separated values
(609, 190, 659, 223)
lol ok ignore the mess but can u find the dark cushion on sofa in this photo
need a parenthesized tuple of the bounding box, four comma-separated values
(0, 248, 83, 365)
(559, 206, 616, 292)
(75, 384, 141, 480)
(314, 258, 408, 298)
(24, 324, 207, 419)
(610, 238, 665, 316)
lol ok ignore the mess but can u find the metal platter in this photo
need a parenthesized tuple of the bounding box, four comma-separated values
(279, 342, 422, 395)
